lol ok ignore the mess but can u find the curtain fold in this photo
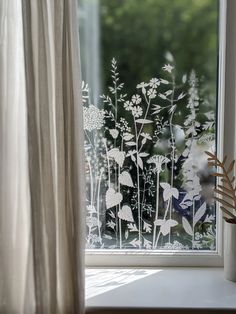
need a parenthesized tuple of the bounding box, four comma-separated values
(0, 1, 34, 312)
(0, 0, 85, 313)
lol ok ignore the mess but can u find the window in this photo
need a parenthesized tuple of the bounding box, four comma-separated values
(79, 0, 226, 265)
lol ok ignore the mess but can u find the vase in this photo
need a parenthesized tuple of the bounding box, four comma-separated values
(224, 219, 236, 282)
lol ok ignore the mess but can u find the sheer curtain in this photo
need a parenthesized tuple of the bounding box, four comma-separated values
(0, 1, 85, 313)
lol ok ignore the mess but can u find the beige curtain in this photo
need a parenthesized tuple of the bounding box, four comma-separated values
(0, 0, 85, 313)
(0, 1, 34, 312)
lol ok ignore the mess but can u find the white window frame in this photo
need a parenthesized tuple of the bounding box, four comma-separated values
(86, 0, 233, 267)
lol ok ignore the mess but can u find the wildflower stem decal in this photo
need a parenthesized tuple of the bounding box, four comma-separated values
(84, 55, 217, 250)
(167, 72, 176, 243)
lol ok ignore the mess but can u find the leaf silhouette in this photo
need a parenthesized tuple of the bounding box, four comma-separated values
(177, 92, 186, 100)
(139, 152, 149, 157)
(106, 188, 123, 209)
(126, 141, 136, 146)
(154, 219, 178, 236)
(119, 171, 134, 187)
(129, 238, 141, 247)
(118, 205, 134, 222)
(109, 129, 119, 139)
(160, 219, 178, 236)
(160, 182, 170, 190)
(160, 183, 179, 201)
(108, 148, 125, 167)
(182, 217, 193, 236)
(127, 223, 138, 232)
(137, 155, 143, 169)
(123, 133, 134, 141)
(135, 119, 153, 124)
(193, 203, 206, 227)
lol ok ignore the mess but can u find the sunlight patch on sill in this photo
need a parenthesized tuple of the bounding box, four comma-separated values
(86, 268, 162, 299)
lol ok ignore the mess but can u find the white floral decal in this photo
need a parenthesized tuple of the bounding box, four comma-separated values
(83, 105, 105, 131)
(84, 56, 216, 251)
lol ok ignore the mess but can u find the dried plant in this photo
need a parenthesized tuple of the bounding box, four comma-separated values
(206, 151, 236, 222)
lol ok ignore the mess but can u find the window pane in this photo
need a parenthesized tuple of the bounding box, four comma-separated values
(79, 0, 219, 250)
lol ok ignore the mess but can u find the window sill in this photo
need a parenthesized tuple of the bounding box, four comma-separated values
(86, 267, 236, 313)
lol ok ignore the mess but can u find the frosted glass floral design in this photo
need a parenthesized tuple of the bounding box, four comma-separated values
(83, 56, 216, 251)
(83, 105, 105, 131)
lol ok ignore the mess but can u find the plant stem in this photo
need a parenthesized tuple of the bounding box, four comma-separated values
(137, 95, 151, 139)
(152, 172, 160, 248)
(154, 198, 171, 249)
(192, 199, 195, 249)
(85, 130, 95, 149)
(104, 139, 111, 188)
(88, 159, 94, 205)
(134, 116, 142, 248)
(119, 215, 122, 249)
(87, 158, 94, 244)
(168, 76, 176, 243)
(118, 139, 124, 249)
(134, 94, 152, 248)
(97, 168, 103, 245)
(141, 180, 147, 211)
(113, 74, 120, 247)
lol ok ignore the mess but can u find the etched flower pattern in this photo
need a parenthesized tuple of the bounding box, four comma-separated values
(147, 155, 170, 173)
(124, 101, 133, 111)
(149, 78, 160, 88)
(83, 105, 105, 131)
(131, 94, 142, 104)
(147, 89, 157, 99)
(162, 63, 174, 73)
(132, 106, 143, 118)
(83, 57, 216, 251)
